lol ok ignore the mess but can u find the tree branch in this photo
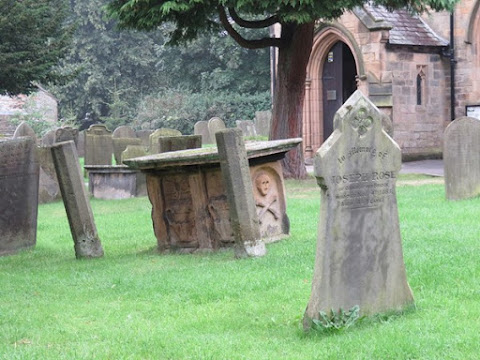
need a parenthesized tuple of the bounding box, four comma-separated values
(228, 7, 279, 29)
(217, 6, 284, 49)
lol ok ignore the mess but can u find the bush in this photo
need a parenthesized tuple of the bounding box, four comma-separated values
(134, 89, 271, 134)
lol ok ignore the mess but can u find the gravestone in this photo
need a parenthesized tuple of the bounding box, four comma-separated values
(216, 129, 266, 258)
(236, 120, 257, 138)
(37, 147, 61, 204)
(255, 110, 272, 137)
(303, 91, 414, 329)
(85, 124, 113, 166)
(135, 130, 153, 150)
(207, 117, 226, 142)
(149, 128, 182, 154)
(112, 137, 142, 164)
(121, 145, 148, 196)
(0, 137, 39, 255)
(41, 129, 57, 146)
(51, 141, 104, 259)
(158, 135, 201, 153)
(77, 130, 85, 157)
(113, 125, 136, 139)
(194, 121, 212, 145)
(444, 116, 480, 200)
(13, 121, 37, 143)
(55, 126, 79, 147)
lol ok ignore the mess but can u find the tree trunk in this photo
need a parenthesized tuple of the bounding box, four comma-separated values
(270, 22, 315, 179)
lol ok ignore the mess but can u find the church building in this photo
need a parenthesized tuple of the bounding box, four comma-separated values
(301, 0, 480, 161)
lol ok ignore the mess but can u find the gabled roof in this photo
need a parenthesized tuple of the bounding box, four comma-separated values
(354, 4, 449, 47)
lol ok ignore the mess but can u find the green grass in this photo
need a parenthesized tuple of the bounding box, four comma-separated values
(1, 180, 479, 359)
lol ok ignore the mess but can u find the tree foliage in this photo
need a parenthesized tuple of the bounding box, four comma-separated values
(108, 0, 458, 178)
(0, 0, 72, 95)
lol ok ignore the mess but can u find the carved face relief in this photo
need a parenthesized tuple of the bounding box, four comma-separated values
(255, 173, 271, 197)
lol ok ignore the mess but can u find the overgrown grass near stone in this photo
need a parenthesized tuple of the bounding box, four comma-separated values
(0, 178, 479, 359)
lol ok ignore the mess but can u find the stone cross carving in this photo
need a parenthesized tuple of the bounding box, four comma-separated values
(303, 90, 414, 329)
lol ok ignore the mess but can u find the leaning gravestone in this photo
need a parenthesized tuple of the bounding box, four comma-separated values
(85, 124, 113, 166)
(158, 135, 201, 153)
(303, 91, 414, 329)
(13, 121, 38, 144)
(0, 137, 39, 255)
(216, 129, 266, 258)
(51, 141, 104, 259)
(37, 147, 61, 204)
(149, 128, 182, 154)
(41, 129, 57, 146)
(207, 117, 226, 142)
(444, 116, 480, 200)
(255, 110, 272, 137)
(194, 121, 212, 145)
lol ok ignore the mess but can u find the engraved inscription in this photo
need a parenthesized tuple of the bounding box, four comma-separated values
(329, 170, 395, 209)
(338, 147, 389, 165)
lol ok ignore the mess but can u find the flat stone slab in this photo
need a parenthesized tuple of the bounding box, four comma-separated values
(124, 138, 302, 169)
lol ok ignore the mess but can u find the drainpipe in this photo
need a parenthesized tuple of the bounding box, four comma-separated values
(449, 11, 456, 121)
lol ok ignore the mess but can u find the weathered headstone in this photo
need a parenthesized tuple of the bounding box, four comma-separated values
(303, 91, 414, 329)
(85, 124, 113, 166)
(135, 129, 153, 150)
(0, 137, 39, 255)
(121, 145, 148, 162)
(121, 145, 148, 196)
(236, 120, 257, 138)
(158, 135, 201, 153)
(55, 126, 79, 147)
(51, 141, 104, 259)
(113, 125, 136, 139)
(112, 137, 142, 165)
(254, 110, 272, 137)
(77, 130, 85, 157)
(149, 128, 182, 154)
(37, 146, 61, 204)
(13, 121, 37, 143)
(41, 129, 57, 146)
(208, 117, 226, 142)
(216, 129, 266, 258)
(444, 116, 480, 200)
(194, 121, 212, 145)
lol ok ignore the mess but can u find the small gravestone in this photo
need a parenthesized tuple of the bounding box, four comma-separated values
(158, 135, 201, 153)
(303, 91, 414, 329)
(41, 129, 57, 146)
(55, 126, 79, 147)
(194, 121, 212, 145)
(255, 110, 272, 137)
(135, 130, 153, 150)
(37, 147, 61, 204)
(85, 124, 113, 166)
(444, 117, 480, 200)
(112, 137, 142, 164)
(121, 145, 148, 162)
(149, 128, 182, 154)
(0, 137, 39, 255)
(208, 117, 226, 142)
(113, 125, 136, 139)
(77, 130, 85, 157)
(51, 141, 104, 258)
(216, 129, 266, 258)
(13, 121, 37, 143)
(236, 120, 257, 138)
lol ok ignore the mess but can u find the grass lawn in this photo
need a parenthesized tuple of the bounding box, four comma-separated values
(1, 176, 479, 359)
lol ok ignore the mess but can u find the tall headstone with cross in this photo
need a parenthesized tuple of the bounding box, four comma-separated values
(303, 91, 414, 329)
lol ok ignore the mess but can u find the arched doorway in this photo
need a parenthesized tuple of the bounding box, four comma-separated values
(321, 41, 357, 140)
